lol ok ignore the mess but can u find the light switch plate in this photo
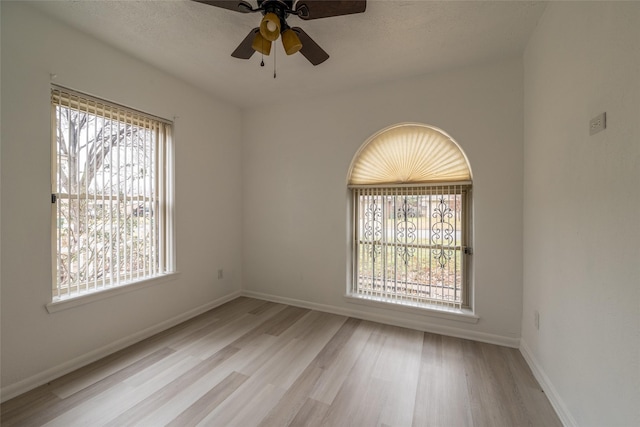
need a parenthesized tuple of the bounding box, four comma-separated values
(590, 112, 606, 135)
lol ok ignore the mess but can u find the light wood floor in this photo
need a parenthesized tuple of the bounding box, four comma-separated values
(1, 297, 562, 427)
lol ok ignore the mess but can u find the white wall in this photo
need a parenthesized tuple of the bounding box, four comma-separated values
(522, 2, 640, 426)
(1, 2, 243, 398)
(243, 57, 524, 344)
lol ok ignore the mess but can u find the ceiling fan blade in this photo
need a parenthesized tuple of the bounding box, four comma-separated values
(291, 27, 329, 65)
(295, 1, 366, 20)
(231, 28, 259, 59)
(191, 0, 253, 13)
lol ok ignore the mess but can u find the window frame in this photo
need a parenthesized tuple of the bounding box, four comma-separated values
(347, 123, 473, 313)
(49, 85, 176, 305)
(350, 182, 472, 310)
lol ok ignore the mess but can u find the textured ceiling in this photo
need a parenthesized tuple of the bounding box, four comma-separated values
(29, 0, 547, 108)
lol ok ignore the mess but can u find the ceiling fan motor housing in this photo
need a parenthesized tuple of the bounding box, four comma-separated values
(258, 0, 294, 19)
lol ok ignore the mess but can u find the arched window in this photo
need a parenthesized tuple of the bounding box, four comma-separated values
(348, 123, 472, 309)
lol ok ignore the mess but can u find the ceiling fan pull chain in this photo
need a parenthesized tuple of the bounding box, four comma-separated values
(273, 46, 277, 79)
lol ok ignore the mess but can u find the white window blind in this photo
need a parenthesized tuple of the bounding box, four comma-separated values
(51, 87, 174, 301)
(348, 123, 471, 185)
(352, 184, 470, 309)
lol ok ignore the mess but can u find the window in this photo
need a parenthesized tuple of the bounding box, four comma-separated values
(348, 123, 472, 309)
(51, 86, 174, 301)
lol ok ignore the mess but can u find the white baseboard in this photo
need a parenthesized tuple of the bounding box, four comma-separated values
(242, 290, 520, 348)
(519, 338, 577, 427)
(0, 290, 242, 403)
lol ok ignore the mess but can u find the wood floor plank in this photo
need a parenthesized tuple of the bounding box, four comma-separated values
(128, 336, 274, 426)
(43, 298, 262, 403)
(464, 339, 521, 427)
(197, 382, 286, 427)
(42, 381, 138, 427)
(176, 303, 287, 359)
(229, 305, 309, 349)
(259, 318, 369, 426)
(165, 298, 277, 353)
(289, 397, 331, 427)
(479, 342, 537, 426)
(57, 346, 176, 398)
(1, 381, 62, 419)
(49, 341, 175, 400)
(257, 365, 325, 427)
(502, 346, 563, 427)
(412, 333, 473, 427)
(330, 377, 389, 427)
(165, 371, 249, 427)
(4, 347, 175, 427)
(308, 319, 376, 404)
(0, 390, 61, 427)
(311, 317, 362, 369)
(1, 297, 563, 427)
(125, 365, 238, 425)
(197, 311, 347, 426)
(103, 346, 240, 427)
(318, 322, 389, 426)
(248, 300, 283, 315)
(211, 296, 274, 318)
(375, 325, 424, 427)
(117, 296, 266, 362)
(267, 312, 347, 390)
(42, 354, 201, 427)
(236, 310, 341, 379)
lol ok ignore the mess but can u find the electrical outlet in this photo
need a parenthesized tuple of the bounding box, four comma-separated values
(590, 112, 606, 135)
(534, 310, 540, 330)
(217, 269, 223, 280)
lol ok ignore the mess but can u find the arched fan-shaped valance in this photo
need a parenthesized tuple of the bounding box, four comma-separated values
(348, 123, 471, 185)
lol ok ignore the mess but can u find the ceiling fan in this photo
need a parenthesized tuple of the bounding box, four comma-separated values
(193, 1, 367, 65)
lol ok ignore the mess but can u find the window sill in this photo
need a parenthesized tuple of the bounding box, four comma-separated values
(45, 272, 180, 314)
(344, 294, 479, 324)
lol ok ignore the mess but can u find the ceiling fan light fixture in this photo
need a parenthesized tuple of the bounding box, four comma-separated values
(259, 12, 281, 41)
(194, 0, 368, 66)
(281, 28, 302, 55)
(251, 32, 272, 55)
